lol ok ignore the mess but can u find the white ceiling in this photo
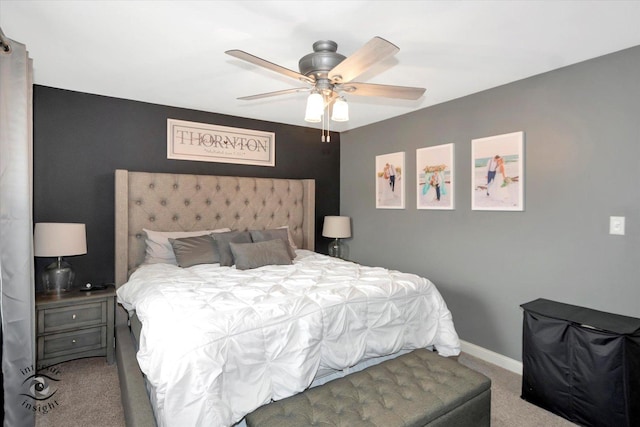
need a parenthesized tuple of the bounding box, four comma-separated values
(2, 1, 640, 132)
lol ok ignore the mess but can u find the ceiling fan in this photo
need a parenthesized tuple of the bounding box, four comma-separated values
(225, 37, 426, 139)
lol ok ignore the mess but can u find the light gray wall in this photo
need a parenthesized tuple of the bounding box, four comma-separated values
(340, 45, 640, 361)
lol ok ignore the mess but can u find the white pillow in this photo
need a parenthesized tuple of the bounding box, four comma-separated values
(143, 228, 231, 265)
(277, 225, 299, 249)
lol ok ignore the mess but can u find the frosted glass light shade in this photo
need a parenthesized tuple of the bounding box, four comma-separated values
(304, 92, 324, 122)
(331, 97, 349, 122)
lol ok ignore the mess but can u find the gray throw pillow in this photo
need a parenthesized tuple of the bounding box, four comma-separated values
(211, 230, 252, 266)
(249, 228, 296, 259)
(229, 239, 293, 270)
(168, 235, 220, 268)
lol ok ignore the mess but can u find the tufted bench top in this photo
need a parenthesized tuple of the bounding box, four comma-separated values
(246, 348, 491, 427)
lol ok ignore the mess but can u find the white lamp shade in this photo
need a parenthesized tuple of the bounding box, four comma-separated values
(322, 216, 351, 238)
(304, 92, 324, 122)
(331, 97, 349, 122)
(34, 223, 87, 257)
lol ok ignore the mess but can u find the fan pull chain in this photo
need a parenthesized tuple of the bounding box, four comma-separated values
(326, 104, 331, 143)
(320, 101, 328, 142)
(321, 111, 325, 143)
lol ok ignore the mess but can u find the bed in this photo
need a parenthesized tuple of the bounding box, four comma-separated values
(114, 169, 460, 427)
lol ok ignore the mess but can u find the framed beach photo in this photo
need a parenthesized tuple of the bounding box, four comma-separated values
(376, 152, 405, 209)
(471, 131, 524, 211)
(417, 143, 454, 210)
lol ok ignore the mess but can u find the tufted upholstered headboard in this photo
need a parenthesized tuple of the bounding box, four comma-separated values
(114, 170, 315, 290)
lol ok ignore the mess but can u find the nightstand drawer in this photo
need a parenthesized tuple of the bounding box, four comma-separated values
(37, 326, 106, 360)
(36, 288, 115, 366)
(38, 301, 106, 333)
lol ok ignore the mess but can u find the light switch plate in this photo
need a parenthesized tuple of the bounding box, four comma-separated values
(609, 216, 625, 235)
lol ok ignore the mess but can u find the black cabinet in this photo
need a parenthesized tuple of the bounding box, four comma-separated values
(521, 298, 640, 427)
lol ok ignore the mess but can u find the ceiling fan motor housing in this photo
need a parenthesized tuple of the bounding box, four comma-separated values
(298, 40, 346, 81)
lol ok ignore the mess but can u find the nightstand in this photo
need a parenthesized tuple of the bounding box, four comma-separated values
(36, 286, 115, 367)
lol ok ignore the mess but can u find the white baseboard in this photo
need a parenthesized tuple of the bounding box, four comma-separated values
(460, 339, 523, 375)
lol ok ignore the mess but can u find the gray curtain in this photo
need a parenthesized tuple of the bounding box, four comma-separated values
(0, 29, 36, 427)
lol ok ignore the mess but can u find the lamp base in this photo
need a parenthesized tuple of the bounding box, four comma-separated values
(328, 238, 348, 260)
(42, 257, 75, 294)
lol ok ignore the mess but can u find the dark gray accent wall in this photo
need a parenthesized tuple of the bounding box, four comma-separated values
(340, 46, 640, 361)
(33, 86, 340, 291)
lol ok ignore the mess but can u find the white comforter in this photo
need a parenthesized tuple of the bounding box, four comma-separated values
(117, 250, 460, 427)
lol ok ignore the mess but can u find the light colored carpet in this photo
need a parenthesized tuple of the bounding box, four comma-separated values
(35, 357, 124, 427)
(458, 353, 577, 427)
(36, 353, 578, 426)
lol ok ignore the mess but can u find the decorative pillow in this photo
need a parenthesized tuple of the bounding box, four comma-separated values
(249, 228, 296, 259)
(211, 230, 252, 266)
(230, 239, 293, 270)
(143, 228, 231, 265)
(277, 225, 299, 249)
(168, 235, 220, 268)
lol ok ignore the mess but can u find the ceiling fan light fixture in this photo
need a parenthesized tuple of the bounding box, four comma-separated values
(331, 96, 349, 122)
(304, 92, 324, 122)
(227, 36, 426, 136)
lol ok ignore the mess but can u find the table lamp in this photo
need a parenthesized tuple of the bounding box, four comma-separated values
(322, 216, 351, 259)
(34, 223, 87, 293)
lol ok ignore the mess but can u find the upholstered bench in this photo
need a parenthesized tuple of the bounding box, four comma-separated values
(246, 348, 491, 427)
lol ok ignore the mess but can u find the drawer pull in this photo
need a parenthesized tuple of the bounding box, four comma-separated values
(72, 314, 77, 320)
(72, 339, 77, 344)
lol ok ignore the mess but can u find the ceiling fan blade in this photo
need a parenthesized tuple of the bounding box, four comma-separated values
(328, 37, 399, 84)
(237, 87, 310, 101)
(338, 82, 426, 100)
(226, 49, 315, 84)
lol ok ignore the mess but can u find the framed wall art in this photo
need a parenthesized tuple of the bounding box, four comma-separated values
(471, 131, 524, 211)
(167, 118, 275, 167)
(375, 151, 405, 209)
(416, 143, 454, 210)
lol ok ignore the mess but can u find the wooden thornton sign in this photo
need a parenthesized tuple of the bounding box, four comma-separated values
(167, 119, 275, 167)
